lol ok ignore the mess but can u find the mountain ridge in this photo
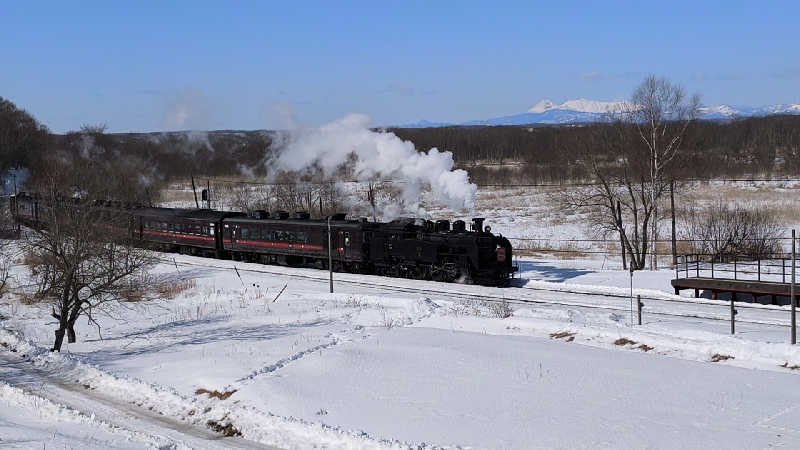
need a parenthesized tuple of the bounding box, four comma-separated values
(397, 99, 800, 128)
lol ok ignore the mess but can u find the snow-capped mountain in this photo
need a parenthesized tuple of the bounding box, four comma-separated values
(527, 98, 629, 114)
(399, 99, 800, 128)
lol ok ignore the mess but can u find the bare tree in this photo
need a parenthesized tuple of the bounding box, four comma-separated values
(23, 161, 155, 352)
(684, 201, 783, 260)
(560, 76, 700, 269)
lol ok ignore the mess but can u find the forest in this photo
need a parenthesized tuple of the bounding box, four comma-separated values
(3, 95, 800, 200)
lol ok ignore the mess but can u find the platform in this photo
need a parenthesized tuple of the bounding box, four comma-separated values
(671, 277, 796, 304)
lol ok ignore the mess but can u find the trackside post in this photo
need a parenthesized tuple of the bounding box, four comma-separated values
(789, 230, 797, 345)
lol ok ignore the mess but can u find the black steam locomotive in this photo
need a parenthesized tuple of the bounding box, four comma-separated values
(12, 193, 517, 286)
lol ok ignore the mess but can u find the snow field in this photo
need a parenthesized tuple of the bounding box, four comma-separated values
(5, 252, 800, 447)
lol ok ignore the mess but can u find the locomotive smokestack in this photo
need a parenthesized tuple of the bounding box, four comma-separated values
(471, 218, 485, 233)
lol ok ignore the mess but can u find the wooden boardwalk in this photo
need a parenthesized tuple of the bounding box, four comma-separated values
(671, 277, 794, 304)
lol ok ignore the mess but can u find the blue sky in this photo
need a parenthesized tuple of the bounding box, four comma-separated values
(2, 1, 798, 133)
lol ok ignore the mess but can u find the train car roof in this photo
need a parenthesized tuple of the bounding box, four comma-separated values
(224, 216, 369, 228)
(133, 207, 245, 221)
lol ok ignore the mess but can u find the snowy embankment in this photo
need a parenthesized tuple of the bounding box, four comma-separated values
(0, 328, 418, 450)
(4, 254, 800, 448)
(0, 379, 174, 449)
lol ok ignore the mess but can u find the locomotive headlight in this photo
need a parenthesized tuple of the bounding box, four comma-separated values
(485, 226, 491, 233)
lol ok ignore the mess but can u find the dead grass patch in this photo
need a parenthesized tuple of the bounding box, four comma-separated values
(710, 353, 735, 362)
(157, 279, 196, 300)
(550, 331, 576, 340)
(637, 344, 653, 352)
(195, 388, 237, 401)
(514, 241, 590, 260)
(780, 362, 800, 370)
(614, 338, 637, 346)
(206, 419, 242, 437)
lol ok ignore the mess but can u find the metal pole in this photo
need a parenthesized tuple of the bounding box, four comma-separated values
(730, 294, 736, 335)
(670, 179, 677, 267)
(328, 216, 333, 294)
(617, 201, 626, 271)
(629, 267, 634, 326)
(675, 255, 679, 280)
(734, 255, 737, 280)
(792, 229, 796, 345)
(696, 254, 700, 278)
(758, 259, 761, 282)
(637, 295, 643, 325)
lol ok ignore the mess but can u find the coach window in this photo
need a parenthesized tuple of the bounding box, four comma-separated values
(276, 231, 285, 241)
(298, 232, 308, 244)
(344, 232, 351, 246)
(364, 231, 372, 242)
(168, 223, 174, 232)
(286, 231, 296, 242)
(262, 229, 272, 241)
(241, 228, 249, 240)
(161, 222, 167, 232)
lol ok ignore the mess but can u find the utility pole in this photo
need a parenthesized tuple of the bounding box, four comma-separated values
(617, 201, 626, 271)
(328, 216, 333, 294)
(670, 180, 677, 267)
(652, 198, 658, 271)
(792, 229, 796, 345)
(206, 180, 211, 209)
(191, 174, 199, 209)
(12, 171, 18, 232)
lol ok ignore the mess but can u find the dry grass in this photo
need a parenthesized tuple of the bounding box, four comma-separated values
(614, 337, 637, 346)
(488, 299, 514, 319)
(550, 331, 576, 341)
(195, 388, 238, 400)
(206, 419, 242, 437)
(780, 362, 800, 370)
(156, 279, 197, 300)
(514, 241, 590, 260)
(710, 353, 735, 362)
(637, 344, 653, 352)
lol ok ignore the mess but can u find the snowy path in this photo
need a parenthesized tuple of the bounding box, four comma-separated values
(0, 352, 277, 449)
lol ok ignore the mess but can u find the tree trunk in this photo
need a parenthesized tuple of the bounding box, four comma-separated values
(52, 328, 66, 352)
(67, 324, 76, 343)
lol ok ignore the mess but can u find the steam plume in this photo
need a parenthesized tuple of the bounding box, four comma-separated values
(270, 114, 476, 212)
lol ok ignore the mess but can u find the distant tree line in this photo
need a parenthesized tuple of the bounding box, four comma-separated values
(391, 114, 800, 185)
(2, 94, 800, 205)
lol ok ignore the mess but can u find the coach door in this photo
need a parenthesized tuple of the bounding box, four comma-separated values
(338, 231, 352, 260)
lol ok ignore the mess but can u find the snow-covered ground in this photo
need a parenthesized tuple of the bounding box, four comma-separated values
(3, 251, 800, 448)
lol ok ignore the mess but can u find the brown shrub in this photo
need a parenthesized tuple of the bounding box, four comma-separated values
(156, 279, 196, 300)
(195, 388, 237, 401)
(614, 338, 636, 346)
(710, 353, 734, 362)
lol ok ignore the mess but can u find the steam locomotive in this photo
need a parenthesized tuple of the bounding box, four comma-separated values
(12, 193, 517, 286)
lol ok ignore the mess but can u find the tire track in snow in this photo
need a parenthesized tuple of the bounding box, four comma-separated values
(234, 298, 440, 386)
(234, 337, 345, 385)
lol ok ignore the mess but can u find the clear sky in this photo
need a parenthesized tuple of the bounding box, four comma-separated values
(2, 1, 798, 133)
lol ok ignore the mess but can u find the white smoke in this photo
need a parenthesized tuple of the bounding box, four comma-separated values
(270, 113, 476, 212)
(162, 89, 211, 131)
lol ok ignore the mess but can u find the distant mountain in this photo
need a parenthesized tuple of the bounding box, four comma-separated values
(398, 99, 800, 128)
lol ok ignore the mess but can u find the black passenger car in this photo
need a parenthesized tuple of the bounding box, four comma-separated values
(223, 212, 373, 271)
(133, 208, 245, 258)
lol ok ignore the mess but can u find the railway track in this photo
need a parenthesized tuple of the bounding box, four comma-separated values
(158, 255, 795, 329)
